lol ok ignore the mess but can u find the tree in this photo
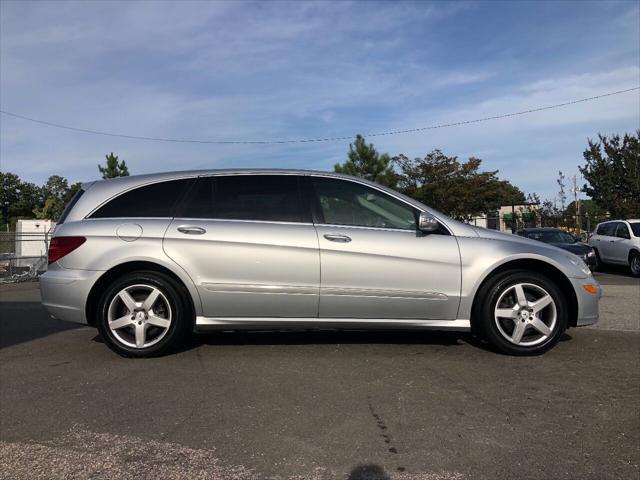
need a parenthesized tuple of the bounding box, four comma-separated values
(0, 172, 43, 225)
(556, 171, 567, 212)
(98, 152, 129, 179)
(393, 150, 525, 219)
(579, 131, 640, 218)
(334, 135, 396, 187)
(33, 175, 72, 221)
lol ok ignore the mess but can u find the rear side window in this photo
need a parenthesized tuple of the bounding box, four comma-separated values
(57, 188, 84, 224)
(180, 175, 307, 223)
(596, 223, 616, 236)
(90, 179, 192, 218)
(631, 223, 640, 237)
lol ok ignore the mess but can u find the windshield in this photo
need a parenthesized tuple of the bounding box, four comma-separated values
(630, 223, 640, 237)
(525, 230, 575, 244)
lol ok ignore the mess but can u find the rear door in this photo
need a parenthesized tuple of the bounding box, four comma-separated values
(309, 176, 461, 320)
(163, 174, 320, 318)
(611, 222, 632, 264)
(593, 222, 616, 261)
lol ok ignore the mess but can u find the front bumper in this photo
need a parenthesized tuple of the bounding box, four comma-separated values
(40, 266, 104, 325)
(570, 277, 601, 326)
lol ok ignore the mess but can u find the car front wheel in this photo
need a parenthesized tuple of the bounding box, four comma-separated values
(97, 271, 191, 357)
(476, 271, 568, 355)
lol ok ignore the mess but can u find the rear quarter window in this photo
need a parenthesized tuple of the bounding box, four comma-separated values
(57, 188, 84, 224)
(596, 223, 616, 236)
(90, 179, 193, 218)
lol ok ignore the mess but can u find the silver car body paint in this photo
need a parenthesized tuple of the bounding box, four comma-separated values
(40, 169, 600, 331)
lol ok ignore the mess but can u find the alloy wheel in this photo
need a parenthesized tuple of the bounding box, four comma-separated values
(494, 282, 557, 347)
(107, 284, 172, 349)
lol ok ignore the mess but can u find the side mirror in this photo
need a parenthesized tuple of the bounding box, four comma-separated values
(418, 212, 439, 233)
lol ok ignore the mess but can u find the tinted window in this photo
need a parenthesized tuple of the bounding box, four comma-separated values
(615, 223, 631, 239)
(596, 223, 616, 236)
(630, 223, 640, 237)
(526, 230, 575, 244)
(91, 179, 192, 218)
(181, 175, 307, 223)
(311, 177, 417, 230)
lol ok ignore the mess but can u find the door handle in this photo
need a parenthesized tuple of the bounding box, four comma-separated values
(177, 226, 206, 235)
(324, 234, 352, 243)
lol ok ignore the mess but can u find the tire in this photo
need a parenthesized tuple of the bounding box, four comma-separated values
(475, 270, 568, 356)
(591, 249, 602, 272)
(629, 251, 640, 278)
(97, 271, 191, 358)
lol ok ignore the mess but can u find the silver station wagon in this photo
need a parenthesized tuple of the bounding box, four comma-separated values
(40, 170, 601, 357)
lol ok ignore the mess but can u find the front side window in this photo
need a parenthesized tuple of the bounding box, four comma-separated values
(91, 179, 192, 218)
(180, 175, 307, 223)
(630, 223, 640, 237)
(311, 177, 417, 230)
(615, 223, 631, 239)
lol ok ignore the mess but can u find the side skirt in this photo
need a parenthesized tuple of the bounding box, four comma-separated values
(194, 316, 471, 332)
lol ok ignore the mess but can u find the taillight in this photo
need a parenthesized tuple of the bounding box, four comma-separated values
(48, 236, 86, 264)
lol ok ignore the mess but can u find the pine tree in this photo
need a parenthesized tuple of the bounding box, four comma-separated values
(334, 135, 396, 187)
(98, 152, 130, 179)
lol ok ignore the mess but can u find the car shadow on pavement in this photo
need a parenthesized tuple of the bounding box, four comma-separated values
(348, 464, 392, 480)
(0, 301, 82, 349)
(173, 329, 574, 356)
(182, 328, 489, 351)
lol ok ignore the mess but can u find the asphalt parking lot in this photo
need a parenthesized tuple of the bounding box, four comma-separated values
(0, 273, 638, 480)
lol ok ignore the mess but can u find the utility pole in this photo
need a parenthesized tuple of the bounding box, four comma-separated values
(572, 174, 581, 237)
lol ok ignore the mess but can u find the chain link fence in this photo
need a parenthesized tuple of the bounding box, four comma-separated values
(0, 231, 51, 283)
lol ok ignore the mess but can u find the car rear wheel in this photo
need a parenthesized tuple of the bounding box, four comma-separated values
(630, 252, 640, 278)
(476, 270, 568, 355)
(97, 271, 191, 357)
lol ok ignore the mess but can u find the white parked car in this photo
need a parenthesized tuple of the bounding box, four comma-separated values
(589, 220, 640, 277)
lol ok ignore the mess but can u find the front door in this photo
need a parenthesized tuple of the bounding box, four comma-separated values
(309, 176, 461, 320)
(163, 174, 320, 318)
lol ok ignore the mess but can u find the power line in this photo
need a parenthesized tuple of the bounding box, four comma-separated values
(1, 86, 638, 145)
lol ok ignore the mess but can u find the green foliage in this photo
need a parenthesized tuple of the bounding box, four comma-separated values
(98, 152, 129, 179)
(579, 131, 640, 218)
(0, 173, 82, 226)
(557, 171, 567, 211)
(334, 135, 397, 187)
(0, 172, 43, 225)
(393, 150, 525, 219)
(33, 175, 75, 220)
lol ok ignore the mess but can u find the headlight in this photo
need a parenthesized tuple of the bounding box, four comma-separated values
(566, 254, 591, 276)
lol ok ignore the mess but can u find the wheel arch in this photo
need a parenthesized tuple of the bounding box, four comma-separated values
(628, 248, 640, 262)
(470, 258, 579, 331)
(85, 261, 198, 328)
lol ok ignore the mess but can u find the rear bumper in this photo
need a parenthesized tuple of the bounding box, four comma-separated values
(39, 266, 103, 325)
(570, 277, 601, 327)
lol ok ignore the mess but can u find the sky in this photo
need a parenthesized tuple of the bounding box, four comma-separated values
(1, 0, 639, 201)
